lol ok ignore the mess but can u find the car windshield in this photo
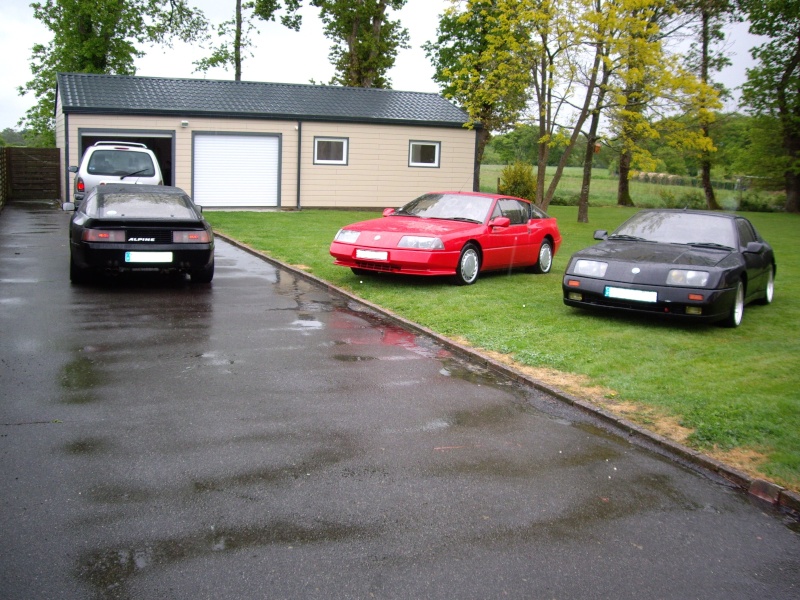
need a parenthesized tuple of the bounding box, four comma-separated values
(394, 193, 493, 223)
(612, 211, 737, 248)
(84, 191, 197, 219)
(87, 150, 156, 177)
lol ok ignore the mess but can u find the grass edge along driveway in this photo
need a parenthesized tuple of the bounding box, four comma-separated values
(204, 206, 800, 492)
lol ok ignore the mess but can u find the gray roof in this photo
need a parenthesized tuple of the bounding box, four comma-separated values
(56, 72, 471, 128)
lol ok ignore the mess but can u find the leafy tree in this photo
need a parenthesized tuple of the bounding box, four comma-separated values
(20, 0, 207, 145)
(609, 2, 720, 208)
(195, 0, 302, 80)
(732, 115, 790, 190)
(312, 0, 409, 88)
(1, 128, 27, 147)
(488, 125, 541, 165)
(738, 0, 800, 212)
(679, 0, 735, 209)
(424, 1, 531, 189)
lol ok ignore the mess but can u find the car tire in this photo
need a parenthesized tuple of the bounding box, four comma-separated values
(69, 255, 92, 284)
(190, 260, 214, 284)
(531, 239, 554, 274)
(454, 243, 480, 286)
(722, 280, 745, 328)
(756, 267, 774, 305)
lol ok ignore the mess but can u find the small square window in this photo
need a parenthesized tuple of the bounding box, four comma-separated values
(409, 141, 440, 168)
(314, 137, 348, 165)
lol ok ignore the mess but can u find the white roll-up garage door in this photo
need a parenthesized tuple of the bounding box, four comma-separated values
(193, 134, 280, 207)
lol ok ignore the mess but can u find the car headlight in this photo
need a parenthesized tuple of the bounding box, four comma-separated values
(334, 229, 360, 244)
(573, 259, 608, 277)
(397, 236, 445, 249)
(667, 269, 710, 287)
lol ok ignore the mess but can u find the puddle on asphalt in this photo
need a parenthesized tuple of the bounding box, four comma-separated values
(76, 520, 377, 597)
(64, 438, 110, 456)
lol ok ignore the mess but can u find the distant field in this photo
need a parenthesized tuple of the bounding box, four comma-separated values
(480, 165, 747, 209)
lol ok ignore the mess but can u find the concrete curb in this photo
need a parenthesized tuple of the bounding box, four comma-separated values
(216, 233, 800, 520)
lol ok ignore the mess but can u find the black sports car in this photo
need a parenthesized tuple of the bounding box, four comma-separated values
(64, 184, 215, 283)
(562, 209, 775, 327)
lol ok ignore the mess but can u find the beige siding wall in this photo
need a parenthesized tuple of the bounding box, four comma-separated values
(300, 122, 475, 208)
(56, 112, 475, 209)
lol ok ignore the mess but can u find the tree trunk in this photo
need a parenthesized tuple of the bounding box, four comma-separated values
(699, 9, 720, 210)
(234, 0, 242, 81)
(701, 155, 721, 209)
(578, 132, 596, 224)
(474, 127, 490, 192)
(617, 150, 635, 206)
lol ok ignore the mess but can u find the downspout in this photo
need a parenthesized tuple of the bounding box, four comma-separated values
(63, 113, 70, 204)
(296, 121, 302, 210)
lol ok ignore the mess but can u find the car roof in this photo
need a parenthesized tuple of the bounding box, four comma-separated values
(636, 208, 739, 221)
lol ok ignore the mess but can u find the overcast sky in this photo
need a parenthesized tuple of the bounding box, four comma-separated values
(1, 0, 761, 132)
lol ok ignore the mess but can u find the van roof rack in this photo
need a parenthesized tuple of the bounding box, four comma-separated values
(93, 141, 148, 148)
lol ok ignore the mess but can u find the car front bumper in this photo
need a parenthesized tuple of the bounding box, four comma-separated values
(562, 275, 737, 322)
(330, 242, 460, 276)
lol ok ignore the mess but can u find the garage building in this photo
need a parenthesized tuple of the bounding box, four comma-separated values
(55, 73, 478, 209)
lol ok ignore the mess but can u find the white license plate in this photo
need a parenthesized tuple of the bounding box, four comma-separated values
(355, 249, 388, 261)
(605, 286, 657, 303)
(125, 251, 173, 263)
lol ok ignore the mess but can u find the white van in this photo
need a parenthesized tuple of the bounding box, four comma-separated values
(69, 141, 163, 202)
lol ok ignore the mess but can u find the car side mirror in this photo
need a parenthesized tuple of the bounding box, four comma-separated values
(62, 202, 76, 212)
(382, 208, 396, 217)
(594, 230, 608, 240)
(489, 216, 511, 228)
(745, 241, 765, 253)
(68, 166, 78, 173)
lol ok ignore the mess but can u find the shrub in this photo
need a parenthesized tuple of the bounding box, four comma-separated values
(550, 194, 580, 206)
(737, 192, 784, 213)
(498, 161, 537, 201)
(659, 189, 706, 209)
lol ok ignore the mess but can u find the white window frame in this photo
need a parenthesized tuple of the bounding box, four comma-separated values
(409, 141, 441, 168)
(314, 137, 349, 165)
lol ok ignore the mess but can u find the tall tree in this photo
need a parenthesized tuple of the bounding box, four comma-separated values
(312, 0, 409, 88)
(681, 0, 734, 210)
(424, 1, 531, 190)
(738, 0, 800, 213)
(609, 2, 719, 207)
(194, 0, 302, 80)
(20, 0, 207, 144)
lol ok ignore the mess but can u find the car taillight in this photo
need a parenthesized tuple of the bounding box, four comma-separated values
(172, 231, 211, 243)
(82, 230, 125, 242)
(76, 178, 85, 192)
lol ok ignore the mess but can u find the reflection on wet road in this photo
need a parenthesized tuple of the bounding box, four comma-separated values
(1, 201, 798, 599)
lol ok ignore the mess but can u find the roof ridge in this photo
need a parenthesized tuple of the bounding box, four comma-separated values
(58, 72, 445, 97)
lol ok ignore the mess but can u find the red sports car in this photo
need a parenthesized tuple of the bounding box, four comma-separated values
(329, 191, 562, 285)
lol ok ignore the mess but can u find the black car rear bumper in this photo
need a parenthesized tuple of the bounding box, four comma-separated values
(71, 242, 214, 273)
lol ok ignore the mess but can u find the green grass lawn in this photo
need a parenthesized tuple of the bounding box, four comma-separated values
(204, 204, 800, 491)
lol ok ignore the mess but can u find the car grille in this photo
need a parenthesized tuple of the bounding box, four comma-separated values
(126, 229, 173, 244)
(354, 260, 401, 273)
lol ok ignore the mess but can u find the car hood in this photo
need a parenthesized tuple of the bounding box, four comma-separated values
(568, 240, 740, 286)
(339, 216, 481, 247)
(574, 241, 732, 267)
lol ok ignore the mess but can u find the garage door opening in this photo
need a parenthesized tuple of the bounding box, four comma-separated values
(77, 133, 174, 186)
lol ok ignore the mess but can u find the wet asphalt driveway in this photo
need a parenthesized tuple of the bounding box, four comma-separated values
(1, 200, 798, 599)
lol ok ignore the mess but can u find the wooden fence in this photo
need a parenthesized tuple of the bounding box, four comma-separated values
(0, 147, 61, 205)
